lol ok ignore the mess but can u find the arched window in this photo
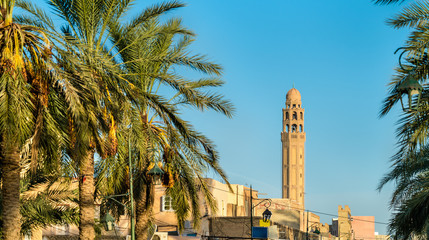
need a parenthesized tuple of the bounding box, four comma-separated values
(286, 124, 289, 133)
(286, 112, 289, 120)
(292, 124, 297, 132)
(293, 104, 296, 108)
(293, 112, 297, 120)
(300, 112, 303, 119)
(287, 104, 290, 109)
(299, 125, 303, 132)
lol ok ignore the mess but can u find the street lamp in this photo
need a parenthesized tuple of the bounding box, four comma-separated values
(100, 128, 136, 239)
(250, 185, 272, 240)
(100, 192, 129, 233)
(101, 212, 115, 231)
(101, 128, 163, 240)
(395, 49, 424, 113)
(397, 72, 423, 112)
(147, 161, 164, 185)
(262, 208, 272, 222)
(306, 220, 321, 240)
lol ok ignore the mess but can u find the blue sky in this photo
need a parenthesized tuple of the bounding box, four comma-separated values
(160, 0, 408, 234)
(27, 0, 412, 234)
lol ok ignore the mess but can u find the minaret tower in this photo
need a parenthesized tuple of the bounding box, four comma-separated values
(281, 88, 306, 207)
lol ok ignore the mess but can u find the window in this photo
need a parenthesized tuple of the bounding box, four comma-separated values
(292, 124, 297, 132)
(286, 112, 289, 120)
(300, 112, 303, 119)
(293, 112, 297, 120)
(162, 195, 174, 211)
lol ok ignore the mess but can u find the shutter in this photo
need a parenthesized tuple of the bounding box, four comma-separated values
(161, 195, 166, 211)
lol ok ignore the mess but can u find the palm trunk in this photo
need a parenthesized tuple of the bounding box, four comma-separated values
(79, 148, 95, 240)
(1, 143, 21, 240)
(135, 183, 154, 240)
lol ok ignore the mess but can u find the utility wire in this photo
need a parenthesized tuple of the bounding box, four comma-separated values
(203, 183, 389, 225)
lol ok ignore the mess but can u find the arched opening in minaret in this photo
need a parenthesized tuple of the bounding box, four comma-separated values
(299, 125, 303, 132)
(292, 124, 297, 132)
(293, 112, 297, 120)
(300, 112, 303, 119)
(286, 112, 289, 120)
(286, 124, 289, 132)
(293, 104, 296, 108)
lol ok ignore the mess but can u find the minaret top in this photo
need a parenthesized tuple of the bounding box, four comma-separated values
(286, 88, 301, 103)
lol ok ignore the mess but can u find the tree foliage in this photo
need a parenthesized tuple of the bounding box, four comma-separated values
(0, 0, 234, 238)
(96, 13, 233, 237)
(379, 1, 429, 238)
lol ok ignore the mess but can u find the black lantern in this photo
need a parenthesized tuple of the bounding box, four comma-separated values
(101, 212, 115, 231)
(314, 228, 320, 234)
(262, 208, 272, 222)
(397, 73, 423, 112)
(148, 162, 164, 185)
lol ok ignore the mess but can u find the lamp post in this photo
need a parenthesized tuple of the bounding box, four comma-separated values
(306, 219, 321, 240)
(101, 132, 136, 240)
(102, 128, 164, 240)
(306, 211, 309, 240)
(250, 185, 272, 240)
(129, 134, 135, 240)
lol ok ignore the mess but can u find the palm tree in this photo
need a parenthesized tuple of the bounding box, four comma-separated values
(17, 0, 127, 236)
(0, 0, 71, 238)
(18, 1, 213, 239)
(96, 16, 233, 240)
(379, 1, 429, 239)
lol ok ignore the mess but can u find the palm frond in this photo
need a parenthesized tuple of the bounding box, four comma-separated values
(373, 0, 407, 5)
(388, 1, 429, 29)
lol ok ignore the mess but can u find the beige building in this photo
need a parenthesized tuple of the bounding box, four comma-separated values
(330, 206, 354, 240)
(152, 178, 256, 236)
(282, 88, 306, 208)
(338, 205, 353, 240)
